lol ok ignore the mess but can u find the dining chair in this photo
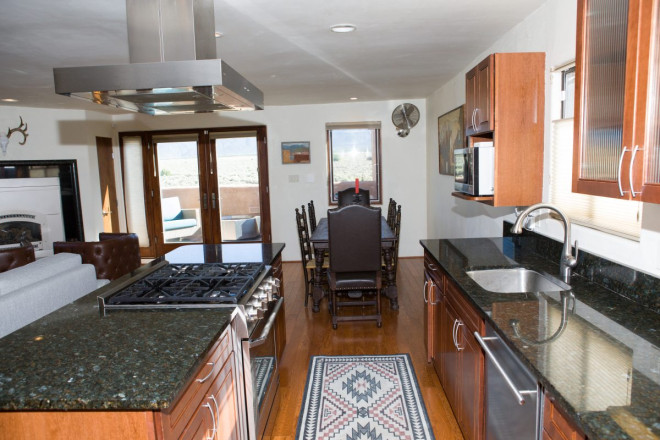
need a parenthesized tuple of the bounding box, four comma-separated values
(328, 204, 382, 329)
(387, 198, 397, 229)
(307, 200, 317, 233)
(384, 204, 402, 286)
(295, 206, 327, 306)
(337, 188, 370, 207)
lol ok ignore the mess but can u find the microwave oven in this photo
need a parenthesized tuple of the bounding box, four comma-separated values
(454, 142, 495, 196)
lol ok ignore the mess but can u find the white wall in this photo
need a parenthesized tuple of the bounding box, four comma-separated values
(425, 0, 660, 277)
(0, 106, 113, 241)
(112, 99, 428, 261)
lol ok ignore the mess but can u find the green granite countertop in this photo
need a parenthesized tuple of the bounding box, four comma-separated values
(0, 242, 285, 411)
(420, 238, 659, 440)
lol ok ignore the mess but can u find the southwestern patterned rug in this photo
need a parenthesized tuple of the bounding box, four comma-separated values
(296, 354, 435, 440)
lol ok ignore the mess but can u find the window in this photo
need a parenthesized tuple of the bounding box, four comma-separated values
(326, 122, 382, 204)
(549, 63, 642, 239)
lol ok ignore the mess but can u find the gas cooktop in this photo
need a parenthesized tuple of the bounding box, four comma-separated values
(102, 262, 266, 306)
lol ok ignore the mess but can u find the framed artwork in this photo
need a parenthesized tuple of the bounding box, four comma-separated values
(438, 105, 465, 175)
(281, 141, 311, 164)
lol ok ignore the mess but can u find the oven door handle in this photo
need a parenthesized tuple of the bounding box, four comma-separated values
(249, 297, 284, 348)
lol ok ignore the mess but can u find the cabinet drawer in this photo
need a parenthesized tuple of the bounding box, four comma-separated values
(162, 328, 233, 439)
(446, 280, 482, 334)
(424, 253, 445, 288)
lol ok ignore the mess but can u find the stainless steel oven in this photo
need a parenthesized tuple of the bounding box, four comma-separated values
(240, 295, 283, 440)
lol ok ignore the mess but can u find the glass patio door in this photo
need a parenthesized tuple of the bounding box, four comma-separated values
(211, 131, 262, 242)
(120, 126, 270, 258)
(154, 134, 204, 245)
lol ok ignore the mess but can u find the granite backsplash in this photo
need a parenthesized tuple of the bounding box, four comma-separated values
(503, 221, 660, 313)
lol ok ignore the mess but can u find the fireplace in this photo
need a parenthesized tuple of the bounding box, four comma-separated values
(0, 178, 65, 257)
(0, 160, 84, 243)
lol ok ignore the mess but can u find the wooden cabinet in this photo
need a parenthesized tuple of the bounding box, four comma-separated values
(573, 0, 660, 203)
(424, 252, 484, 440)
(162, 325, 243, 440)
(455, 52, 545, 207)
(465, 55, 494, 135)
(543, 394, 586, 440)
(423, 252, 443, 363)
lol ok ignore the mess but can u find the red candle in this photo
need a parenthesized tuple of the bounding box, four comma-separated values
(355, 178, 359, 193)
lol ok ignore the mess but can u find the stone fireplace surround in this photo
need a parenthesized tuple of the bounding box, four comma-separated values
(0, 160, 84, 246)
(0, 178, 65, 257)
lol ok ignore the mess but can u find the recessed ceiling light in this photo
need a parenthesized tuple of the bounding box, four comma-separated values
(214, 31, 224, 38)
(1, 98, 18, 102)
(350, 97, 358, 101)
(330, 24, 356, 33)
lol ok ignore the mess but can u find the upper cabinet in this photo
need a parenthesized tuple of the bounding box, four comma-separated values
(465, 55, 495, 135)
(573, 0, 660, 203)
(455, 52, 545, 207)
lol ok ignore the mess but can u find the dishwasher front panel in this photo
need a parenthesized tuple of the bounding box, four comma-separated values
(482, 323, 540, 440)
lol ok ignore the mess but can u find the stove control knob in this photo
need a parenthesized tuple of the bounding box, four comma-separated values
(265, 277, 281, 288)
(245, 306, 260, 322)
(254, 289, 270, 305)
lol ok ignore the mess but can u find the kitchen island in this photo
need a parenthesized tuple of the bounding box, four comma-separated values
(0, 243, 284, 438)
(421, 237, 659, 440)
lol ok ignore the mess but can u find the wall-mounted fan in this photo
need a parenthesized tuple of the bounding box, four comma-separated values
(391, 103, 420, 137)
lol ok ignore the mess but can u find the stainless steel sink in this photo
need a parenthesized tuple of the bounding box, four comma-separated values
(466, 268, 569, 293)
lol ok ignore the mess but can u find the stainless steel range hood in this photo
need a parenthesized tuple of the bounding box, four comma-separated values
(53, 0, 263, 115)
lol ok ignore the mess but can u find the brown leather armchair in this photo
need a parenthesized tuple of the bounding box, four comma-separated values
(53, 233, 141, 280)
(0, 246, 36, 273)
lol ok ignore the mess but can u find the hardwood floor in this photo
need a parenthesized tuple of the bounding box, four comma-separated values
(266, 257, 463, 440)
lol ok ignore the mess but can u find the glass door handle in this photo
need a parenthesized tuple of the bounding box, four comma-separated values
(211, 193, 217, 209)
(203, 193, 208, 210)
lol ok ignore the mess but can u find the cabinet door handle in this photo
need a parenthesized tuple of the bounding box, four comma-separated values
(423, 280, 429, 304)
(196, 362, 215, 383)
(455, 321, 464, 351)
(203, 193, 209, 210)
(211, 192, 217, 209)
(209, 394, 220, 426)
(617, 147, 630, 196)
(452, 319, 458, 348)
(629, 145, 642, 197)
(474, 108, 480, 130)
(471, 108, 477, 131)
(203, 403, 217, 440)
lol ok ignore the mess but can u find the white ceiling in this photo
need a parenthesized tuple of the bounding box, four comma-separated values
(0, 0, 546, 114)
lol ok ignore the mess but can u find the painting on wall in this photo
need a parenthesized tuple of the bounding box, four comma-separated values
(282, 141, 311, 164)
(438, 105, 464, 175)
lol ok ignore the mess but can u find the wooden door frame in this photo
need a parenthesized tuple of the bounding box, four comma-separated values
(96, 136, 120, 232)
(119, 126, 271, 258)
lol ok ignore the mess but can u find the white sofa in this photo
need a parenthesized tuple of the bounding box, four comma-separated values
(0, 253, 108, 338)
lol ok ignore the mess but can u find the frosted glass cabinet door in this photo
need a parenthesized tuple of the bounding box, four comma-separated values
(573, 0, 636, 199)
(574, 0, 660, 204)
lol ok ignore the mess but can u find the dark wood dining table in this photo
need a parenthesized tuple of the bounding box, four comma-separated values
(309, 216, 398, 313)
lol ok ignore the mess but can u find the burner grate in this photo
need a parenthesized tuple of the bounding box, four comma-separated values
(106, 262, 264, 305)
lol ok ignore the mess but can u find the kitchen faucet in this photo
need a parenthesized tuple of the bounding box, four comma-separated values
(511, 203, 578, 284)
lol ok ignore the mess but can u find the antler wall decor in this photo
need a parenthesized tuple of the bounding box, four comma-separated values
(0, 116, 29, 156)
